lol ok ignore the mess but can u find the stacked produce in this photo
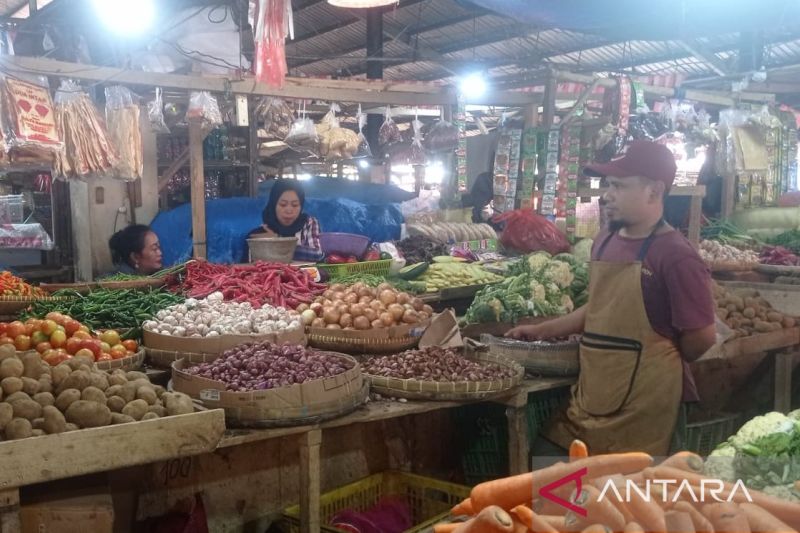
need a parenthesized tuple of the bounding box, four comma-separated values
(167, 261, 325, 309)
(185, 342, 355, 392)
(23, 288, 183, 332)
(406, 222, 496, 244)
(0, 348, 194, 440)
(363, 347, 517, 382)
(701, 220, 762, 250)
(700, 240, 759, 270)
(395, 235, 448, 264)
(464, 252, 587, 324)
(768, 229, 800, 255)
(0, 314, 137, 365)
(759, 245, 800, 266)
(437, 446, 800, 532)
(143, 293, 302, 338)
(302, 283, 433, 330)
(712, 282, 796, 338)
(418, 262, 503, 292)
(708, 410, 800, 501)
(0, 271, 46, 298)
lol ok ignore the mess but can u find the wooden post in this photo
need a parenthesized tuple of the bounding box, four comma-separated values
(774, 350, 794, 413)
(68, 180, 93, 282)
(0, 489, 20, 533)
(503, 390, 530, 475)
(688, 193, 703, 245)
(189, 118, 207, 259)
(542, 74, 557, 128)
(248, 96, 259, 197)
(299, 429, 322, 533)
(722, 172, 736, 218)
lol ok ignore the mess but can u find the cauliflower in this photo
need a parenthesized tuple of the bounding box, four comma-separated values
(728, 412, 794, 449)
(526, 252, 552, 273)
(559, 294, 575, 314)
(529, 279, 546, 303)
(542, 260, 575, 289)
(790, 409, 800, 421)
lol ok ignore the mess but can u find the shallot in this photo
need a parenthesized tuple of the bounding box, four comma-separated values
(363, 347, 517, 382)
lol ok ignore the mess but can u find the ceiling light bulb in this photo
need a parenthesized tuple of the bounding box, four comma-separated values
(93, 0, 155, 36)
(459, 73, 487, 100)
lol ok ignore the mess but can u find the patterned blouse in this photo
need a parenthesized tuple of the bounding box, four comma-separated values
(248, 216, 323, 262)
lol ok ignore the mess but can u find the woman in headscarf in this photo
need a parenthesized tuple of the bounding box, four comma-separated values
(108, 224, 163, 275)
(247, 179, 323, 262)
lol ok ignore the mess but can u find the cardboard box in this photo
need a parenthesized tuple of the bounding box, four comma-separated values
(21, 493, 114, 533)
(172, 352, 365, 426)
(143, 326, 306, 355)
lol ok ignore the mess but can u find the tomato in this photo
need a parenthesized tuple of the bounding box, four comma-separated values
(49, 330, 68, 349)
(99, 342, 111, 354)
(64, 337, 82, 355)
(64, 320, 81, 336)
(71, 331, 92, 341)
(14, 335, 31, 352)
(45, 312, 65, 325)
(122, 340, 139, 352)
(40, 320, 57, 335)
(44, 352, 70, 366)
(31, 331, 49, 345)
(109, 346, 127, 360)
(74, 348, 95, 360)
(7, 321, 25, 339)
(0, 336, 12, 346)
(96, 353, 112, 362)
(0, 323, 7, 336)
(345, 256, 358, 263)
(363, 250, 381, 262)
(24, 323, 37, 336)
(35, 342, 52, 354)
(325, 253, 347, 264)
(99, 330, 121, 347)
(79, 340, 102, 359)
(78, 325, 90, 334)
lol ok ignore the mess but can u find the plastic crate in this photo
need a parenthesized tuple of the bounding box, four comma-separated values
(526, 387, 570, 443)
(683, 413, 740, 456)
(318, 259, 392, 279)
(281, 471, 469, 533)
(0, 195, 23, 224)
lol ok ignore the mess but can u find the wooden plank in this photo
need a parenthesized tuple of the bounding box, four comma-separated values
(720, 327, 800, 358)
(299, 429, 322, 533)
(0, 410, 225, 489)
(189, 119, 207, 259)
(721, 172, 736, 218)
(0, 489, 20, 533)
(68, 180, 93, 282)
(688, 193, 703, 245)
(774, 350, 795, 413)
(506, 405, 529, 474)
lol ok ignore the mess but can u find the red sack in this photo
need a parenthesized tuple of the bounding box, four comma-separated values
(494, 209, 570, 255)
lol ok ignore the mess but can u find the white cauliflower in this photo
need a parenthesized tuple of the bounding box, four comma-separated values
(526, 252, 552, 273)
(542, 260, 575, 289)
(728, 412, 794, 449)
(529, 279, 546, 302)
(560, 294, 575, 313)
(789, 409, 800, 421)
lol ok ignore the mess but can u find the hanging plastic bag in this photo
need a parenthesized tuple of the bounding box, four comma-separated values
(423, 119, 459, 152)
(493, 209, 570, 255)
(105, 85, 143, 180)
(284, 103, 318, 155)
(409, 114, 425, 165)
(147, 88, 170, 134)
(0, 75, 62, 161)
(355, 104, 372, 158)
(378, 107, 401, 146)
(186, 91, 222, 127)
(256, 96, 293, 138)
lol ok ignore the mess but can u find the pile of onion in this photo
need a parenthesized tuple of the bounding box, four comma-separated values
(297, 282, 434, 330)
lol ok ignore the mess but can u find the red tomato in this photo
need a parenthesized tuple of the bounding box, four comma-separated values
(122, 340, 139, 352)
(44, 352, 70, 366)
(109, 346, 127, 360)
(0, 336, 12, 346)
(64, 320, 81, 336)
(31, 331, 49, 345)
(64, 337, 82, 355)
(99, 342, 111, 354)
(79, 340, 102, 359)
(49, 330, 68, 349)
(7, 321, 25, 339)
(96, 353, 112, 362)
(35, 342, 52, 354)
(74, 348, 95, 360)
(71, 331, 92, 341)
(0, 323, 7, 336)
(41, 320, 59, 335)
(78, 325, 90, 334)
(44, 312, 65, 325)
(14, 335, 31, 351)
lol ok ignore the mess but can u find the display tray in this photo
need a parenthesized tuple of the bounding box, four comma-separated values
(480, 334, 580, 377)
(0, 295, 67, 314)
(40, 277, 167, 293)
(94, 349, 145, 372)
(755, 264, 800, 275)
(306, 320, 429, 355)
(143, 326, 306, 355)
(708, 261, 757, 272)
(365, 352, 524, 401)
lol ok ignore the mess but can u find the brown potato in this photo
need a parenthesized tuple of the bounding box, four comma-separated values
(54, 389, 81, 412)
(33, 392, 55, 407)
(42, 405, 66, 434)
(141, 412, 160, 421)
(126, 371, 148, 382)
(106, 396, 126, 413)
(81, 386, 107, 405)
(5, 418, 32, 440)
(1, 377, 23, 396)
(51, 364, 71, 386)
(111, 413, 135, 425)
(147, 405, 166, 417)
(12, 399, 42, 421)
(65, 400, 112, 428)
(20, 377, 40, 396)
(88, 372, 109, 391)
(5, 391, 30, 404)
(0, 402, 12, 430)
(37, 377, 52, 394)
(0, 358, 23, 379)
(56, 370, 91, 395)
(136, 386, 158, 405)
(122, 399, 148, 421)
(20, 352, 43, 379)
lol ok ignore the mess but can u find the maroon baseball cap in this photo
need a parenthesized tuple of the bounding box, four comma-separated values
(584, 140, 677, 190)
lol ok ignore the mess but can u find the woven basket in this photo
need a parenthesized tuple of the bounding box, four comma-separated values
(41, 278, 166, 293)
(146, 347, 222, 369)
(480, 334, 580, 377)
(307, 320, 428, 355)
(94, 349, 145, 372)
(0, 296, 66, 315)
(366, 352, 524, 401)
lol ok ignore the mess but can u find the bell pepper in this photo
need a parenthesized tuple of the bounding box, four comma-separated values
(326, 254, 347, 264)
(363, 250, 381, 262)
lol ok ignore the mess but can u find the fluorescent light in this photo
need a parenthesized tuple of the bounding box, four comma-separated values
(93, 0, 154, 36)
(358, 160, 370, 169)
(459, 73, 487, 100)
(297, 173, 312, 181)
(328, 0, 398, 7)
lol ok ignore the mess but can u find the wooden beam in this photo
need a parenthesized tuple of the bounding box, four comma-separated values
(542, 74, 557, 128)
(189, 118, 207, 259)
(678, 40, 730, 76)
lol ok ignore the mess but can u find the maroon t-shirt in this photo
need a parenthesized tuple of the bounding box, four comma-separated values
(591, 229, 715, 402)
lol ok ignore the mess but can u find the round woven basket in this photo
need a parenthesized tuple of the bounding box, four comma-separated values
(94, 349, 146, 372)
(247, 237, 297, 264)
(365, 352, 524, 401)
(480, 334, 580, 377)
(146, 347, 222, 368)
(0, 296, 66, 315)
(307, 332, 420, 354)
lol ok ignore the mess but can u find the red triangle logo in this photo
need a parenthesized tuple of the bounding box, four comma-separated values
(537, 466, 588, 517)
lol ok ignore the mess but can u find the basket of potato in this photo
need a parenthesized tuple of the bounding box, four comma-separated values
(0, 344, 195, 440)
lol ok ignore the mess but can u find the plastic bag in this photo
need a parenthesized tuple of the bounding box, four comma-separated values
(493, 209, 570, 255)
(424, 119, 459, 152)
(317, 104, 359, 160)
(256, 96, 293, 138)
(0, 75, 62, 159)
(148, 87, 170, 134)
(409, 116, 425, 165)
(378, 107, 401, 146)
(355, 104, 372, 158)
(105, 85, 143, 180)
(331, 499, 411, 533)
(186, 91, 222, 127)
(284, 104, 318, 155)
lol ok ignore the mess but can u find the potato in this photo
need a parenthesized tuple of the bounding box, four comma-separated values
(119, 382, 138, 403)
(37, 406, 64, 434)
(107, 374, 126, 387)
(0, 402, 12, 430)
(130, 378, 151, 391)
(754, 321, 773, 333)
(783, 317, 796, 328)
(0, 358, 23, 379)
(51, 364, 71, 386)
(64, 423, 78, 432)
(20, 352, 43, 379)
(37, 377, 52, 394)
(141, 412, 160, 421)
(54, 389, 81, 412)
(88, 372, 109, 391)
(111, 413, 135, 425)
(163, 392, 194, 416)
(81, 386, 106, 405)
(767, 312, 784, 323)
(31, 429, 45, 437)
(147, 405, 166, 417)
(153, 385, 166, 398)
(33, 392, 55, 407)
(5, 418, 32, 439)
(136, 386, 158, 405)
(5, 391, 30, 403)
(742, 307, 756, 319)
(32, 417, 45, 430)
(12, 399, 42, 421)
(20, 377, 39, 396)
(725, 304, 737, 313)
(0, 344, 15, 361)
(122, 399, 148, 421)
(65, 400, 112, 428)
(716, 308, 729, 320)
(66, 356, 93, 371)
(739, 318, 753, 327)
(39, 364, 51, 378)
(126, 371, 147, 382)
(106, 396, 126, 413)
(56, 370, 91, 395)
(1, 377, 23, 396)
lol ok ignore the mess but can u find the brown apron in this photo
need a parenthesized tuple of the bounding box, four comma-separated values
(546, 223, 683, 456)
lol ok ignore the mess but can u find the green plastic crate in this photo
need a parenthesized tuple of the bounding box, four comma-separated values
(317, 259, 392, 279)
(683, 413, 740, 456)
(281, 471, 469, 533)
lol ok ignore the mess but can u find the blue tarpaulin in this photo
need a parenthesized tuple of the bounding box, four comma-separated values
(151, 184, 407, 265)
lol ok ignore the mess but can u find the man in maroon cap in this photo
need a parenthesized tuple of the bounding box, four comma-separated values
(507, 140, 716, 456)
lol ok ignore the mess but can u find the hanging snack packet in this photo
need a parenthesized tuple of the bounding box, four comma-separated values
(186, 91, 223, 128)
(378, 107, 401, 146)
(147, 87, 170, 134)
(284, 103, 318, 155)
(355, 104, 372, 158)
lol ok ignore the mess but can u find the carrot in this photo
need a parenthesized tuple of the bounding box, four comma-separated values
(738, 503, 797, 533)
(580, 525, 612, 533)
(624, 482, 667, 533)
(571, 485, 626, 532)
(453, 498, 475, 517)
(540, 515, 567, 531)
(511, 516, 531, 533)
(435, 524, 462, 533)
(624, 523, 645, 533)
(701, 503, 750, 533)
(659, 452, 704, 474)
(673, 502, 714, 533)
(454, 505, 516, 533)
(570, 440, 590, 461)
(511, 505, 557, 533)
(471, 453, 654, 513)
(535, 498, 570, 516)
(666, 511, 697, 533)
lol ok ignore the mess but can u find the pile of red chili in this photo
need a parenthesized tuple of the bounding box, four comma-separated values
(166, 261, 326, 309)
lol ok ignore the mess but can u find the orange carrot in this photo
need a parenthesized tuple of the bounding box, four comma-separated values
(453, 498, 475, 517)
(511, 516, 531, 533)
(624, 481, 667, 533)
(539, 515, 567, 531)
(471, 453, 654, 513)
(659, 452, 704, 474)
(580, 525, 612, 533)
(534, 498, 570, 516)
(673, 502, 714, 533)
(666, 511, 697, 533)
(624, 522, 645, 533)
(571, 485, 626, 532)
(702, 503, 750, 533)
(511, 505, 557, 533)
(435, 524, 462, 533)
(738, 503, 796, 533)
(454, 505, 516, 533)
(570, 440, 590, 461)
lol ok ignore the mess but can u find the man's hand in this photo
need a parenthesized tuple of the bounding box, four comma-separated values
(505, 322, 555, 341)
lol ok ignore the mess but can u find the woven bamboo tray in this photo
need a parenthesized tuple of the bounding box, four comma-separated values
(708, 261, 757, 272)
(306, 320, 429, 355)
(94, 349, 145, 372)
(146, 347, 222, 369)
(40, 277, 167, 294)
(0, 296, 66, 315)
(366, 352, 524, 401)
(755, 264, 800, 275)
(480, 334, 580, 377)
